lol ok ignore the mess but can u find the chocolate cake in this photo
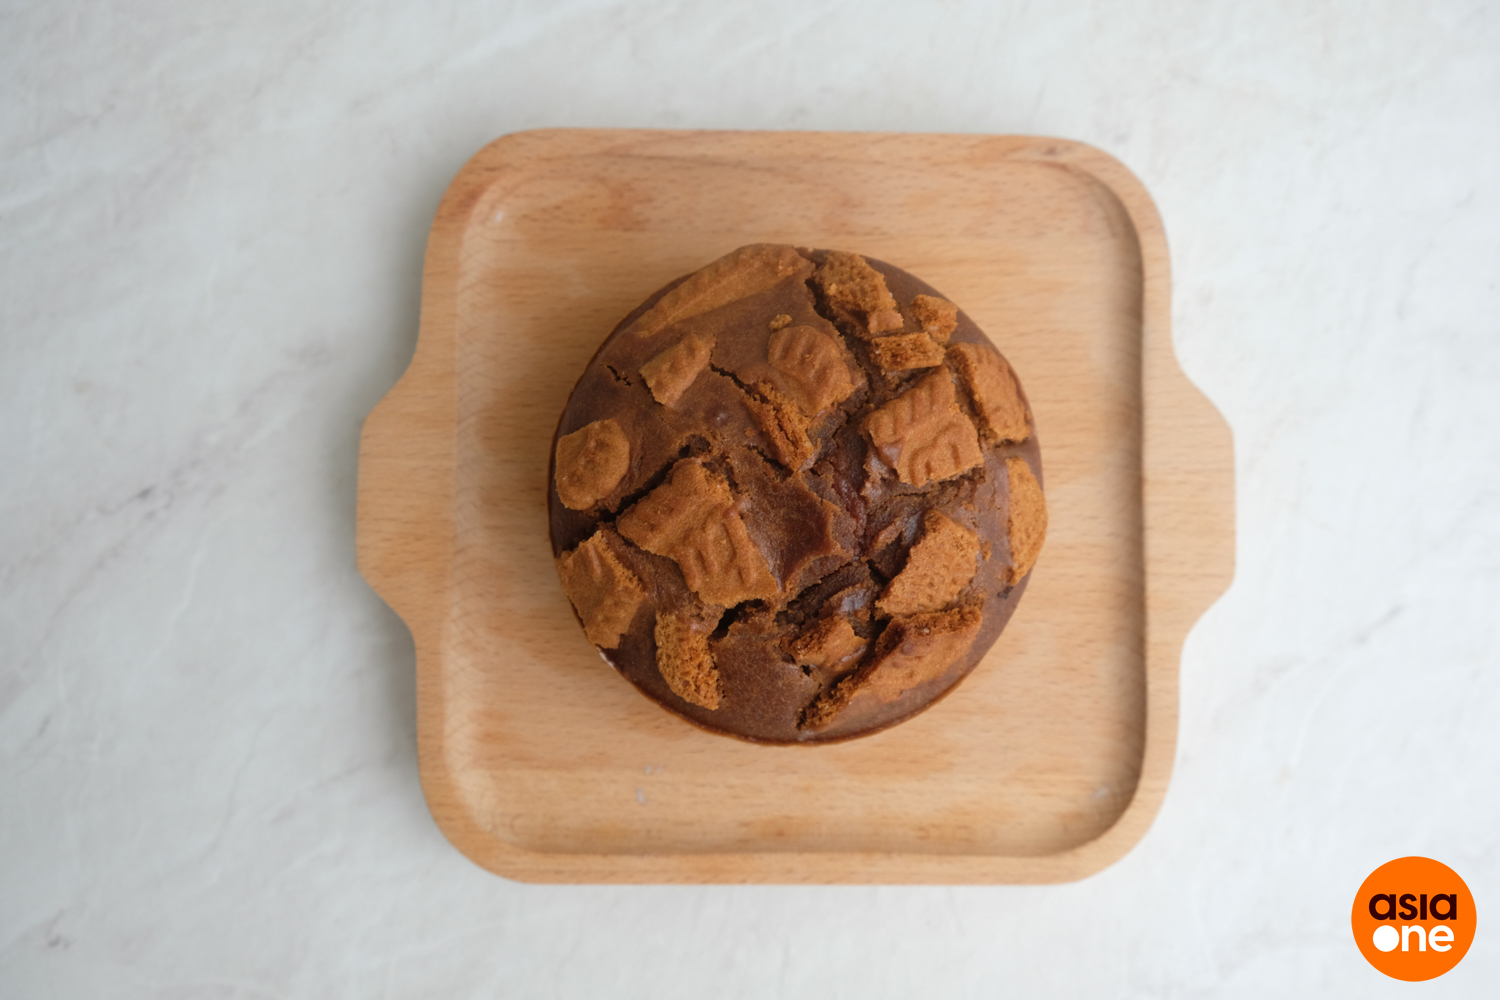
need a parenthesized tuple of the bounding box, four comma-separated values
(549, 245, 1046, 743)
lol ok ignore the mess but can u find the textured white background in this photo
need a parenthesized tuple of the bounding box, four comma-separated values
(4, 1, 1499, 996)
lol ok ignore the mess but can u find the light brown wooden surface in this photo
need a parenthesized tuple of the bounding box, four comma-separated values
(355, 129, 1234, 883)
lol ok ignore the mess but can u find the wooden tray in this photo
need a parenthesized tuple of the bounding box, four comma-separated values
(356, 129, 1233, 883)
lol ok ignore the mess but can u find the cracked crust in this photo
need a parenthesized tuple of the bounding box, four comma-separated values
(550, 245, 1044, 743)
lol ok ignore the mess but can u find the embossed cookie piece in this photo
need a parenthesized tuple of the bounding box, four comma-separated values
(625, 244, 812, 341)
(787, 616, 867, 672)
(554, 418, 630, 510)
(1005, 457, 1047, 585)
(555, 528, 646, 649)
(802, 606, 983, 731)
(616, 458, 780, 606)
(877, 510, 981, 616)
(640, 330, 714, 407)
(948, 341, 1030, 443)
(766, 324, 856, 416)
(743, 383, 815, 470)
(869, 332, 945, 372)
(813, 251, 902, 335)
(655, 609, 722, 709)
(910, 294, 958, 343)
(862, 369, 983, 487)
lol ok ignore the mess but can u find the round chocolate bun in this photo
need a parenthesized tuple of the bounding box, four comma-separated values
(549, 245, 1046, 744)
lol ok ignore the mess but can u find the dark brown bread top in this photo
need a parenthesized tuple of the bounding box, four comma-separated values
(549, 245, 1045, 743)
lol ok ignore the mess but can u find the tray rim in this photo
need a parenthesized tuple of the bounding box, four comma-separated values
(355, 127, 1235, 884)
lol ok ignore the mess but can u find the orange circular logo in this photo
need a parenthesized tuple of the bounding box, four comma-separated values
(1352, 857, 1475, 980)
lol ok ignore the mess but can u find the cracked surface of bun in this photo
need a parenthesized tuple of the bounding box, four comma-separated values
(549, 245, 1045, 743)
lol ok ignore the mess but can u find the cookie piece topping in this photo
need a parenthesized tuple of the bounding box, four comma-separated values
(1004, 457, 1047, 585)
(655, 609, 722, 709)
(877, 510, 980, 615)
(743, 383, 816, 471)
(767, 324, 856, 416)
(862, 369, 983, 487)
(813, 251, 902, 334)
(626, 244, 811, 341)
(910, 294, 958, 343)
(555, 529, 646, 649)
(616, 458, 780, 606)
(554, 418, 631, 510)
(802, 606, 983, 730)
(869, 332, 946, 372)
(948, 342, 1030, 443)
(640, 330, 714, 407)
(787, 616, 867, 671)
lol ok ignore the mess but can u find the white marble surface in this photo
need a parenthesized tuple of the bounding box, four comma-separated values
(4, 1, 1499, 995)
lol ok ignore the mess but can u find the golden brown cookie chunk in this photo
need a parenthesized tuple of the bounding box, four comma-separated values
(877, 510, 981, 615)
(766, 324, 856, 416)
(1005, 457, 1047, 585)
(555, 528, 646, 648)
(625, 244, 811, 341)
(616, 458, 780, 606)
(949, 342, 1030, 443)
(743, 383, 816, 470)
(869, 332, 946, 372)
(813, 251, 902, 335)
(640, 330, 714, 407)
(803, 606, 983, 730)
(554, 418, 631, 510)
(910, 294, 958, 343)
(768, 313, 792, 331)
(655, 609, 721, 709)
(787, 616, 867, 671)
(863, 369, 983, 486)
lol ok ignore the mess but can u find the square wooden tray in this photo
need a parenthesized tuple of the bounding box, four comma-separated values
(356, 129, 1233, 883)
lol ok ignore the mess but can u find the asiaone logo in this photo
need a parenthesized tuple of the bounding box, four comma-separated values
(1352, 857, 1476, 981)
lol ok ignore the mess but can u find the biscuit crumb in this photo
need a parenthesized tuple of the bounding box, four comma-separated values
(555, 529, 646, 648)
(554, 419, 631, 510)
(768, 314, 793, 331)
(1005, 457, 1047, 585)
(862, 369, 983, 486)
(813, 251, 899, 336)
(640, 331, 714, 407)
(626, 244, 812, 340)
(877, 510, 981, 615)
(948, 342, 1029, 443)
(616, 459, 780, 606)
(910, 295, 958, 343)
(655, 609, 722, 709)
(869, 333, 946, 372)
(788, 616, 867, 671)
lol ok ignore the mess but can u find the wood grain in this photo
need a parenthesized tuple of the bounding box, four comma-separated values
(355, 129, 1234, 883)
